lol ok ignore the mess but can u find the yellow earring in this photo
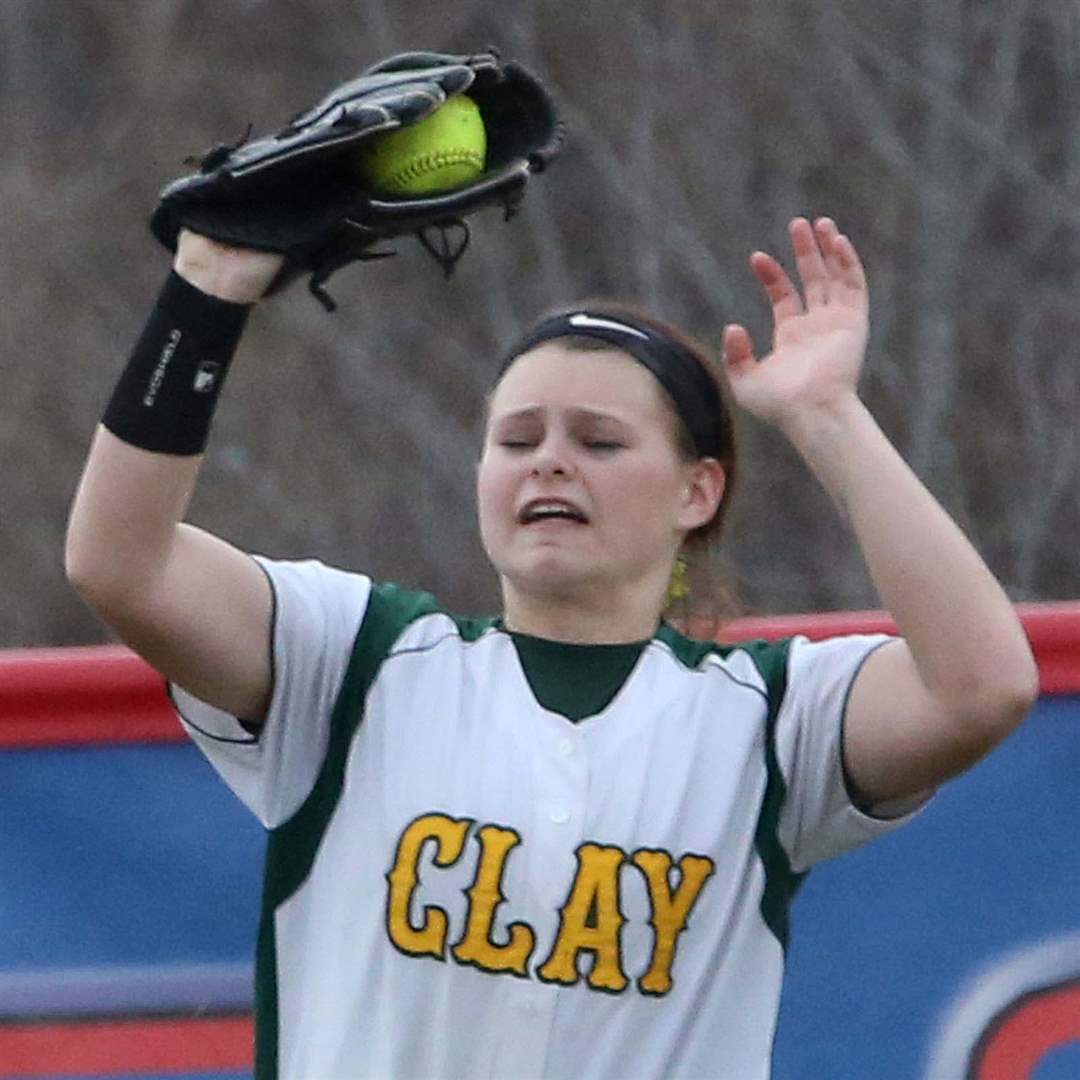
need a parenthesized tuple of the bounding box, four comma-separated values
(666, 554, 690, 604)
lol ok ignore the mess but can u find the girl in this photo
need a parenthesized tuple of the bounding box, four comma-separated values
(66, 217, 1037, 1079)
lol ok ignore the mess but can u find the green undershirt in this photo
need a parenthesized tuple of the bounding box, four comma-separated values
(505, 628, 651, 722)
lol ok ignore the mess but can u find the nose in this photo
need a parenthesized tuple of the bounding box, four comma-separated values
(529, 435, 574, 480)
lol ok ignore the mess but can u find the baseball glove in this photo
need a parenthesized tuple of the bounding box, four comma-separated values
(150, 49, 563, 310)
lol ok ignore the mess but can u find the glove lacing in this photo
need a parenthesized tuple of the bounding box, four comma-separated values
(307, 182, 521, 311)
(307, 220, 471, 311)
(416, 221, 471, 279)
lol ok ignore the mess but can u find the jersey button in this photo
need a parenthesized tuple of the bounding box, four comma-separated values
(549, 806, 570, 824)
(556, 737, 574, 757)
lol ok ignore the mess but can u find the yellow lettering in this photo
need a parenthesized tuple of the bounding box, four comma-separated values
(632, 848, 715, 995)
(452, 824, 535, 976)
(537, 843, 628, 992)
(385, 812, 471, 959)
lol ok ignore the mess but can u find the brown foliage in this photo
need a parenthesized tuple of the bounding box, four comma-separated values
(3, 0, 1079, 645)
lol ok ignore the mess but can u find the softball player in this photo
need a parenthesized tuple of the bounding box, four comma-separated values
(66, 217, 1037, 1079)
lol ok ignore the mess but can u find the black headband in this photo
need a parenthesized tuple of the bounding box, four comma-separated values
(501, 311, 727, 459)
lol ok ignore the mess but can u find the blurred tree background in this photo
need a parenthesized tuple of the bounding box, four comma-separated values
(2, 0, 1079, 647)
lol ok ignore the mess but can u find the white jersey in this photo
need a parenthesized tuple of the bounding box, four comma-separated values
(173, 557, 924, 1080)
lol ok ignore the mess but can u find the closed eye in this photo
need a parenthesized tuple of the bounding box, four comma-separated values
(496, 439, 623, 451)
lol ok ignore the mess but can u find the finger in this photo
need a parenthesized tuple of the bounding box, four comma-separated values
(833, 231, 869, 299)
(790, 217, 830, 309)
(721, 323, 756, 376)
(814, 218, 868, 311)
(393, 82, 448, 124)
(365, 51, 458, 75)
(435, 65, 477, 96)
(352, 88, 439, 132)
(815, 217, 844, 281)
(750, 250, 803, 323)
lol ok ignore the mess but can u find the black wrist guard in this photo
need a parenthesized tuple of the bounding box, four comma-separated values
(102, 271, 251, 455)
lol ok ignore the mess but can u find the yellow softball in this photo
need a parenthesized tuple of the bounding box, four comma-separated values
(363, 95, 487, 196)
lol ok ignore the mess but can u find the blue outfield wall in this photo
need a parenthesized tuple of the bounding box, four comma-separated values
(1, 695, 1077, 1078)
(776, 693, 1080, 1079)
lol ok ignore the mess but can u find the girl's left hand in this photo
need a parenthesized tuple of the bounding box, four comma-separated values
(722, 217, 869, 430)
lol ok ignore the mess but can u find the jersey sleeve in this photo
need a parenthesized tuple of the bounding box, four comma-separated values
(169, 556, 372, 829)
(772, 633, 930, 873)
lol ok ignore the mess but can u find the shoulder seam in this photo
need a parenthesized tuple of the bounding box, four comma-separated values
(649, 638, 769, 704)
(385, 618, 502, 664)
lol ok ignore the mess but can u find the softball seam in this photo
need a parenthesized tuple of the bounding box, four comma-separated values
(384, 149, 484, 192)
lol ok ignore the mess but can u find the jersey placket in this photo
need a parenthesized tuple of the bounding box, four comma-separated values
(491, 704, 589, 1078)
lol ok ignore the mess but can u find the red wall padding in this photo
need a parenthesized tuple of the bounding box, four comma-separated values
(3, 601, 1078, 749)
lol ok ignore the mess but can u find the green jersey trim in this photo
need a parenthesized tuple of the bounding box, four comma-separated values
(506, 630, 649, 722)
(738, 637, 807, 949)
(254, 582, 495, 1079)
(656, 624, 805, 949)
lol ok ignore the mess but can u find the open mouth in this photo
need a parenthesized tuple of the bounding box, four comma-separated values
(517, 499, 589, 525)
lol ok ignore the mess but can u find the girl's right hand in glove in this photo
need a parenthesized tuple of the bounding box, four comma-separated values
(174, 228, 285, 304)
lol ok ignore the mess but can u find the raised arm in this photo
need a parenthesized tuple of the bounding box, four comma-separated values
(65, 232, 285, 721)
(722, 217, 1039, 806)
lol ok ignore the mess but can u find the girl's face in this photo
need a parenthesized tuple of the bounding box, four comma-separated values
(477, 342, 723, 608)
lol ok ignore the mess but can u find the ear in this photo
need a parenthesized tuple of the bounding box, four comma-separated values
(676, 458, 727, 533)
